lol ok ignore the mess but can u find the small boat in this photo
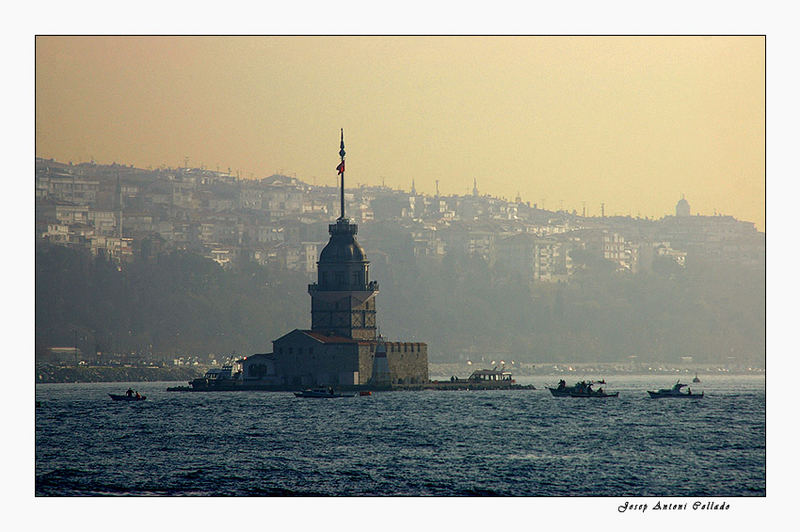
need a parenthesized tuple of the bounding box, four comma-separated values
(648, 381, 703, 399)
(109, 393, 146, 401)
(547, 379, 607, 397)
(294, 387, 355, 398)
(567, 380, 616, 397)
(692, 373, 701, 383)
(359, 390, 372, 396)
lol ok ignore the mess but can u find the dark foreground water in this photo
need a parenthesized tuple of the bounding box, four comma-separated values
(35, 375, 765, 496)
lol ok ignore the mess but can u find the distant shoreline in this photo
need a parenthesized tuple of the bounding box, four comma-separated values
(428, 362, 764, 379)
(35, 362, 763, 384)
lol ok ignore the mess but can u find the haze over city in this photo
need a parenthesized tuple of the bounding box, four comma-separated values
(35, 36, 765, 229)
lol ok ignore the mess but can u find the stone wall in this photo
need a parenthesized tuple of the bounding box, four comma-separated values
(358, 342, 428, 385)
(387, 342, 428, 384)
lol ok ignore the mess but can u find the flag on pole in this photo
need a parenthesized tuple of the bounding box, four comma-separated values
(337, 129, 346, 174)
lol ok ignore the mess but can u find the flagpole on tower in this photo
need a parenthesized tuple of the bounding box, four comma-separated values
(337, 129, 346, 220)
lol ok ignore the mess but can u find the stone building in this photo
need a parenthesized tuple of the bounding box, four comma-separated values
(243, 133, 428, 387)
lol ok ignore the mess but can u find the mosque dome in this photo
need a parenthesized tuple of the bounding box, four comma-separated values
(676, 197, 691, 217)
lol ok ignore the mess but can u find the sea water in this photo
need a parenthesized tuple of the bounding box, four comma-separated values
(35, 375, 765, 496)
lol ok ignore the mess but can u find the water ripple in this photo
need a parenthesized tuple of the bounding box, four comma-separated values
(36, 377, 765, 496)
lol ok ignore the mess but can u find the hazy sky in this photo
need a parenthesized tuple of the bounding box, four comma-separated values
(36, 36, 764, 229)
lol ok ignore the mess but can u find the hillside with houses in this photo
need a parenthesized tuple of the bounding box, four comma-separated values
(36, 158, 764, 368)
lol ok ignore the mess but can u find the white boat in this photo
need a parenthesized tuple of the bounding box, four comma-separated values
(648, 381, 703, 398)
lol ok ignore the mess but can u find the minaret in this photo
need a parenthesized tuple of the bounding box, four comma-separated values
(308, 130, 379, 340)
(115, 172, 123, 239)
(411, 179, 416, 196)
(472, 178, 479, 197)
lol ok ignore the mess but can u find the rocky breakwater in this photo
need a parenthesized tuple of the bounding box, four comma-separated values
(36, 364, 204, 384)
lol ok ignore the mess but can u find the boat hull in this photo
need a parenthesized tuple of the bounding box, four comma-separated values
(648, 391, 703, 398)
(569, 392, 619, 398)
(294, 390, 356, 398)
(547, 387, 573, 397)
(108, 394, 146, 401)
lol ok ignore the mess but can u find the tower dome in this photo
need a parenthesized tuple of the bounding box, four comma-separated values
(318, 220, 367, 262)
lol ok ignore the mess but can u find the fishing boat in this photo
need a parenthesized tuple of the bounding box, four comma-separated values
(692, 373, 701, 383)
(109, 393, 146, 401)
(294, 387, 356, 398)
(567, 380, 617, 397)
(647, 381, 703, 398)
(547, 379, 606, 397)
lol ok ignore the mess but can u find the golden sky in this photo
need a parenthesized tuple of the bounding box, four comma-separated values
(36, 36, 765, 229)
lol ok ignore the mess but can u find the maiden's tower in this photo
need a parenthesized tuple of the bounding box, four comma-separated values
(241, 131, 428, 387)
